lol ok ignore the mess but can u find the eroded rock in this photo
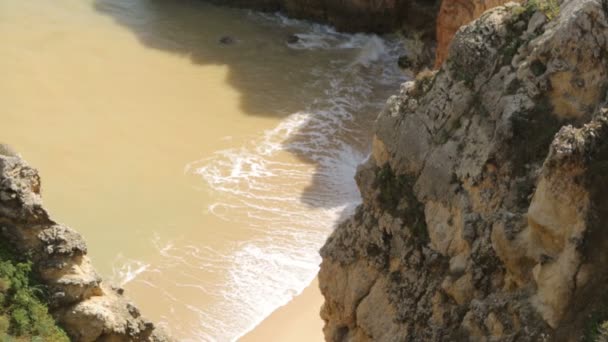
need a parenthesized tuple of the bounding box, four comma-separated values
(0, 155, 170, 342)
(320, 0, 608, 340)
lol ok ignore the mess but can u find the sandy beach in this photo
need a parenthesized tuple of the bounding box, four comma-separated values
(240, 278, 325, 342)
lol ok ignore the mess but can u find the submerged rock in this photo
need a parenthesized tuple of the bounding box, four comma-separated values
(397, 55, 412, 69)
(219, 35, 236, 45)
(206, 0, 440, 34)
(287, 34, 300, 44)
(320, 0, 608, 340)
(0, 154, 171, 342)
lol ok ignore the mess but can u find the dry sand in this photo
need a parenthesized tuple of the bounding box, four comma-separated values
(240, 278, 325, 342)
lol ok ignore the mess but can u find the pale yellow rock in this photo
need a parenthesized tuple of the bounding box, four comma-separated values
(461, 311, 487, 341)
(449, 253, 468, 276)
(425, 201, 467, 256)
(491, 221, 533, 287)
(442, 273, 474, 305)
(319, 1, 608, 340)
(485, 312, 505, 337)
(356, 278, 408, 341)
(371, 135, 390, 166)
(526, 160, 590, 327)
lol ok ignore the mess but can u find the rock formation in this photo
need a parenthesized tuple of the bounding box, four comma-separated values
(0, 151, 170, 342)
(206, 0, 440, 35)
(434, 0, 523, 67)
(319, 0, 608, 340)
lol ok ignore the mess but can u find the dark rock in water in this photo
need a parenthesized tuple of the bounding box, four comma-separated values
(398, 55, 417, 78)
(287, 34, 299, 44)
(397, 55, 413, 69)
(205, 0, 440, 34)
(219, 36, 236, 45)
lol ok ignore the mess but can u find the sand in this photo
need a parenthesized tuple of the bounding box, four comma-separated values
(240, 278, 325, 342)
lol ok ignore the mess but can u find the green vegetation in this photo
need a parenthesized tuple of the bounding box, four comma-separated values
(375, 165, 428, 243)
(448, 59, 476, 89)
(584, 306, 608, 342)
(501, 0, 557, 69)
(511, 0, 560, 20)
(0, 241, 68, 342)
(525, 0, 560, 21)
(500, 4, 536, 67)
(589, 321, 608, 342)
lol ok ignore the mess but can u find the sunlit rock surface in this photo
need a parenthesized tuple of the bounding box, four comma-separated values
(319, 0, 608, 340)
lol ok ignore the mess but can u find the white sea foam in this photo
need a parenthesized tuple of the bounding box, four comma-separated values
(111, 12, 406, 342)
(111, 255, 150, 286)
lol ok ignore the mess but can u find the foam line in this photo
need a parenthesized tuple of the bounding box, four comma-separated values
(111, 11, 407, 341)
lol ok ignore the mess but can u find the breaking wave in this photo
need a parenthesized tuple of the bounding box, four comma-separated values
(112, 11, 406, 342)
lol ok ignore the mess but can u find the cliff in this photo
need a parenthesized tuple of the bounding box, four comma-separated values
(319, 0, 608, 341)
(205, 0, 439, 35)
(434, 0, 523, 67)
(205, 0, 535, 72)
(0, 151, 170, 342)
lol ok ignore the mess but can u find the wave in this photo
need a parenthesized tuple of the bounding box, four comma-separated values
(111, 12, 406, 342)
(187, 108, 365, 341)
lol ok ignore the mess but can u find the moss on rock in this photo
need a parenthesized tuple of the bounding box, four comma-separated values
(374, 165, 428, 243)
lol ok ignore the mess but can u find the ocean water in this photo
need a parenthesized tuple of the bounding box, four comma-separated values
(0, 1, 406, 340)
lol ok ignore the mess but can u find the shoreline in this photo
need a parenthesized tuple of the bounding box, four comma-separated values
(239, 277, 324, 342)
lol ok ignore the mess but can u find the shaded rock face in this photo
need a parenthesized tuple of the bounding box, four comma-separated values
(205, 0, 440, 35)
(320, 0, 608, 341)
(0, 155, 170, 342)
(434, 0, 523, 67)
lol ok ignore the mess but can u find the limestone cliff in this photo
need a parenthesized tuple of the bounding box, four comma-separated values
(0, 152, 170, 342)
(319, 0, 608, 340)
(206, 0, 439, 35)
(434, 0, 523, 67)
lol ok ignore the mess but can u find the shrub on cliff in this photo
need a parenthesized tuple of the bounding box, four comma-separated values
(526, 0, 560, 20)
(0, 241, 68, 341)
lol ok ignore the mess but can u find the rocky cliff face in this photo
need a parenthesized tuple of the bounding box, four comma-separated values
(319, 0, 608, 340)
(434, 0, 523, 67)
(206, 0, 439, 34)
(0, 152, 169, 342)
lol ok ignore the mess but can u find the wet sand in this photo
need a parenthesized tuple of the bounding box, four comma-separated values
(241, 277, 324, 342)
